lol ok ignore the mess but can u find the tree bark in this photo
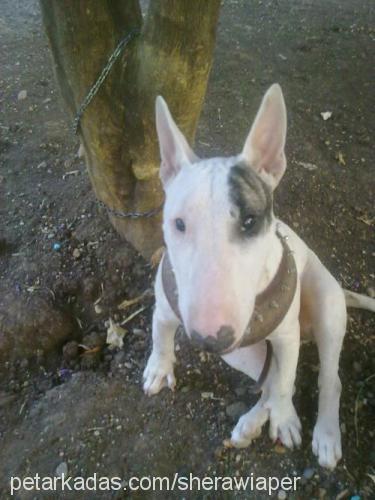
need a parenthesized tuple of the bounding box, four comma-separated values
(40, 0, 221, 259)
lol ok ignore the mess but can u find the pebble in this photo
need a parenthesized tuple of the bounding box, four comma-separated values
(303, 467, 315, 480)
(225, 402, 247, 420)
(277, 490, 287, 500)
(62, 341, 79, 361)
(72, 248, 81, 259)
(55, 461, 68, 477)
(18, 90, 27, 100)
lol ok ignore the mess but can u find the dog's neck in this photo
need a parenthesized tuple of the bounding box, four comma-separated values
(256, 223, 284, 296)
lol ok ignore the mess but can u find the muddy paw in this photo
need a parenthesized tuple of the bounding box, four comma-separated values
(312, 420, 342, 469)
(229, 402, 269, 448)
(142, 352, 176, 396)
(268, 401, 302, 448)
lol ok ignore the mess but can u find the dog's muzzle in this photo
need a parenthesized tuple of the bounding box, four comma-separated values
(190, 326, 235, 354)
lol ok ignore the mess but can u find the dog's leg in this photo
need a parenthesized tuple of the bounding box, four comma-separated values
(143, 266, 180, 396)
(303, 255, 346, 469)
(264, 324, 302, 449)
(222, 343, 270, 446)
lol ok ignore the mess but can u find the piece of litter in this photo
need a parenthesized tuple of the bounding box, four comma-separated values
(320, 111, 332, 121)
(106, 318, 126, 349)
(55, 462, 68, 477)
(201, 392, 214, 399)
(18, 90, 27, 100)
(77, 143, 85, 158)
(94, 304, 103, 314)
(120, 305, 147, 326)
(296, 161, 318, 171)
(336, 151, 346, 166)
(62, 170, 79, 180)
(278, 53, 287, 60)
(118, 288, 153, 310)
(52, 242, 61, 251)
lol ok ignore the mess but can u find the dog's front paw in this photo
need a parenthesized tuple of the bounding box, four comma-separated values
(267, 399, 302, 449)
(228, 402, 269, 448)
(143, 352, 176, 396)
(312, 419, 342, 469)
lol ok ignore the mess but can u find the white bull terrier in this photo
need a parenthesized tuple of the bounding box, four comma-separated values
(143, 84, 375, 469)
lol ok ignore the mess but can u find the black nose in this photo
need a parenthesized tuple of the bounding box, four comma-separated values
(190, 326, 235, 353)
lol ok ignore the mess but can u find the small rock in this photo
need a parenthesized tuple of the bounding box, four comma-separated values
(72, 248, 81, 259)
(114, 350, 126, 364)
(277, 490, 287, 500)
(18, 90, 27, 100)
(82, 331, 106, 349)
(55, 461, 68, 477)
(80, 353, 100, 370)
(225, 402, 247, 420)
(62, 341, 79, 361)
(367, 286, 375, 298)
(274, 443, 286, 454)
(303, 467, 315, 480)
(81, 277, 99, 301)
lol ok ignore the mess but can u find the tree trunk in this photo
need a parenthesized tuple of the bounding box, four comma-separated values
(40, 0, 221, 259)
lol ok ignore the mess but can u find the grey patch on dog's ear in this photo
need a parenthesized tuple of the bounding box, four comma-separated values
(155, 96, 199, 187)
(228, 163, 273, 240)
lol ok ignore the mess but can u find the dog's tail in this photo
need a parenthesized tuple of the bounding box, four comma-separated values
(344, 289, 375, 312)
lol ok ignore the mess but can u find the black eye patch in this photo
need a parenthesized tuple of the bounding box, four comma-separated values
(228, 163, 273, 239)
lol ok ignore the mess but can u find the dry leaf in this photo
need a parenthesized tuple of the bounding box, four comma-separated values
(336, 151, 346, 166)
(320, 111, 332, 120)
(150, 246, 165, 268)
(296, 161, 318, 171)
(106, 318, 126, 349)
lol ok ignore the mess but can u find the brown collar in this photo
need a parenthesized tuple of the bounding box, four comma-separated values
(161, 229, 297, 392)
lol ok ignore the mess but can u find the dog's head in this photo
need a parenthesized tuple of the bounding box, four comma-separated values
(156, 84, 287, 354)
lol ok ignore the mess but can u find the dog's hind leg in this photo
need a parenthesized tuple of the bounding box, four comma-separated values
(302, 253, 346, 469)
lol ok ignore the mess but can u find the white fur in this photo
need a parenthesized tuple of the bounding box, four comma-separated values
(143, 85, 373, 470)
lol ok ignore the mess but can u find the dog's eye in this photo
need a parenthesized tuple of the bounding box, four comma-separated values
(175, 218, 186, 232)
(241, 216, 256, 233)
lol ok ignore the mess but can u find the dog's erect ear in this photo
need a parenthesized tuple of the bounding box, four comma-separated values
(242, 84, 287, 189)
(155, 96, 198, 186)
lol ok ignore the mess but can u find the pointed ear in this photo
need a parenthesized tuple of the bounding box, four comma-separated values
(155, 96, 198, 186)
(242, 84, 287, 189)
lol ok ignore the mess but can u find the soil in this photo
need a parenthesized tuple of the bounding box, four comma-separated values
(0, 0, 374, 499)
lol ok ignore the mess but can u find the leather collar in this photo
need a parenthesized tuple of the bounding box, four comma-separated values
(161, 229, 297, 392)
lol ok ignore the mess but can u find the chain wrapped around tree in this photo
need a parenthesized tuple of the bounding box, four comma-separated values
(40, 0, 221, 258)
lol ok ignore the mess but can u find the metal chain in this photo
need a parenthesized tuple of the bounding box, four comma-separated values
(97, 199, 163, 219)
(73, 28, 164, 219)
(73, 28, 140, 135)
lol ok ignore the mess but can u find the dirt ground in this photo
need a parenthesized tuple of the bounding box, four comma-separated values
(0, 0, 374, 499)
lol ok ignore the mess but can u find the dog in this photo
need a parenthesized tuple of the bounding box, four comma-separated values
(142, 84, 375, 469)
